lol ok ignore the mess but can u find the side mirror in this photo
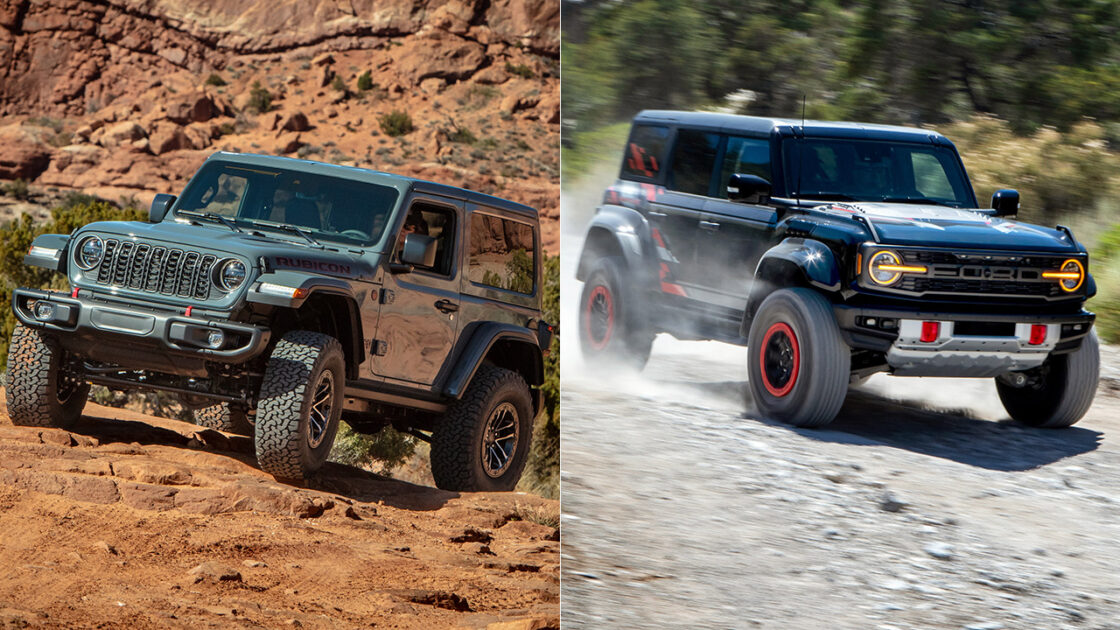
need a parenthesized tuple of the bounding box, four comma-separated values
(727, 174, 771, 204)
(401, 233, 438, 268)
(149, 194, 177, 223)
(991, 189, 1019, 217)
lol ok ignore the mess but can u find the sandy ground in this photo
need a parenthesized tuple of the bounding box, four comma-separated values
(0, 393, 558, 629)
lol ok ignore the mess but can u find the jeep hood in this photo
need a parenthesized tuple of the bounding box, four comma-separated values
(76, 220, 381, 280)
(816, 202, 1080, 253)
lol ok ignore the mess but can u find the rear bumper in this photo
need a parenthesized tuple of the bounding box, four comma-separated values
(834, 304, 1095, 377)
(12, 288, 270, 375)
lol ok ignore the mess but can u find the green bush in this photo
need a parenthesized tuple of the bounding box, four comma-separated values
(1, 179, 29, 200)
(205, 73, 227, 87)
(448, 126, 477, 144)
(330, 74, 347, 93)
(357, 70, 373, 92)
(505, 62, 535, 79)
(1091, 223, 1120, 344)
(379, 110, 414, 137)
(330, 422, 417, 472)
(247, 81, 272, 113)
(518, 254, 559, 498)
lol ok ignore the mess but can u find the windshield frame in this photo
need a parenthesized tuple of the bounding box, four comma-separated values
(780, 136, 978, 209)
(171, 160, 407, 250)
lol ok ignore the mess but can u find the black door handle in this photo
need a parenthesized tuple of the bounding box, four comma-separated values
(434, 299, 459, 313)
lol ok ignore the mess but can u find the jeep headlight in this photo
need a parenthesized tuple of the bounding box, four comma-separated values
(75, 236, 104, 270)
(867, 250, 927, 286)
(216, 259, 247, 291)
(1043, 258, 1084, 292)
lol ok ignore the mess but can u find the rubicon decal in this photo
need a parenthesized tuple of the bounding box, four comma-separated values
(272, 256, 352, 275)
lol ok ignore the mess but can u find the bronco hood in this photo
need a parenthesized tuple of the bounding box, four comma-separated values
(815, 202, 1080, 253)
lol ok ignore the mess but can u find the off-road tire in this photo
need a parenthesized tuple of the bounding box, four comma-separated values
(578, 256, 653, 371)
(996, 329, 1099, 428)
(194, 403, 253, 435)
(746, 288, 850, 427)
(255, 331, 345, 480)
(431, 364, 533, 492)
(5, 323, 89, 428)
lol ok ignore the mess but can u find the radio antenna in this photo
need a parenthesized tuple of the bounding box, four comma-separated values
(795, 94, 806, 206)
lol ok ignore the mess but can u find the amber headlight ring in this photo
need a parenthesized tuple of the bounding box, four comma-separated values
(1042, 258, 1085, 293)
(866, 250, 928, 286)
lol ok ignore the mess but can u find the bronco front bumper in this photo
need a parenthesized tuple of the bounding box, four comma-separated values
(834, 305, 1095, 377)
(12, 288, 270, 375)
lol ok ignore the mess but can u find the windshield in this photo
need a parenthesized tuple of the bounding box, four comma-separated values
(782, 138, 975, 208)
(174, 163, 401, 247)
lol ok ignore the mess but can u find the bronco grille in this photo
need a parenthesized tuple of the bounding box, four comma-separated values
(893, 250, 1069, 299)
(93, 239, 217, 300)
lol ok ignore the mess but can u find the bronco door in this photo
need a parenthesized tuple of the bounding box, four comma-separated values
(371, 195, 463, 387)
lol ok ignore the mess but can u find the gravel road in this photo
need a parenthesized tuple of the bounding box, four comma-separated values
(559, 206, 1120, 629)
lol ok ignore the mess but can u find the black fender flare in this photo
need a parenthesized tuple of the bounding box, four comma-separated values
(741, 238, 841, 336)
(575, 205, 657, 289)
(440, 321, 544, 414)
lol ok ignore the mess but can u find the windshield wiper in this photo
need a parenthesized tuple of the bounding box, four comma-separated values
(177, 209, 243, 232)
(241, 219, 323, 248)
(880, 196, 951, 206)
(795, 192, 858, 201)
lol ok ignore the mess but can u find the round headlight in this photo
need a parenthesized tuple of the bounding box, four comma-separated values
(868, 250, 903, 286)
(75, 236, 104, 270)
(1054, 258, 1085, 293)
(217, 259, 247, 291)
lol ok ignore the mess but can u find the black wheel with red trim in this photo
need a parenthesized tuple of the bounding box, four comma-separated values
(746, 288, 850, 427)
(579, 257, 652, 370)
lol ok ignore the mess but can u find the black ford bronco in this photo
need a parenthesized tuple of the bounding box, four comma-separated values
(7, 152, 552, 491)
(577, 110, 1099, 428)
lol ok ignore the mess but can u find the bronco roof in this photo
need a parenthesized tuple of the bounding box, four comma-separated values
(204, 152, 537, 218)
(633, 110, 950, 144)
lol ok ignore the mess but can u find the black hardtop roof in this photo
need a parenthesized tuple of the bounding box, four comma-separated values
(633, 110, 951, 144)
(204, 152, 537, 218)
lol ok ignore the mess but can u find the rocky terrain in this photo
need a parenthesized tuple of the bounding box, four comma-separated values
(0, 0, 560, 250)
(0, 392, 559, 628)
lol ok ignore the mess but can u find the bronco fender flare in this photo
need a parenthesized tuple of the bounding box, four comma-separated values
(575, 205, 658, 289)
(439, 321, 544, 415)
(740, 238, 841, 337)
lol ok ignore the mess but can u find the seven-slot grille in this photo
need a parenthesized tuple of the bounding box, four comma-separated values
(92, 238, 218, 300)
(896, 250, 1070, 298)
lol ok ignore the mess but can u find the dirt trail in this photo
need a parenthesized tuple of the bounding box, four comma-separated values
(0, 392, 558, 629)
(561, 333, 1120, 629)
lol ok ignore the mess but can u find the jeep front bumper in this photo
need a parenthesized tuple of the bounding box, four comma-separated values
(834, 305, 1095, 377)
(12, 288, 270, 375)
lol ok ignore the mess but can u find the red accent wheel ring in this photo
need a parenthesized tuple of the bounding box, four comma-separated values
(585, 284, 615, 351)
(759, 322, 801, 398)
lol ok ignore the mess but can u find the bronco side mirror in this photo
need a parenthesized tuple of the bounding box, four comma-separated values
(991, 189, 1019, 217)
(400, 233, 438, 269)
(149, 194, 177, 223)
(728, 174, 771, 204)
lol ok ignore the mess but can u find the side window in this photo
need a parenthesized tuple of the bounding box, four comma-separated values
(911, 152, 955, 199)
(468, 213, 536, 295)
(718, 136, 771, 198)
(396, 203, 456, 276)
(191, 172, 247, 216)
(667, 129, 720, 196)
(620, 124, 669, 181)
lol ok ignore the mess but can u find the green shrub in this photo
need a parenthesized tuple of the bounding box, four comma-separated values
(379, 110, 414, 137)
(247, 81, 272, 113)
(448, 126, 477, 144)
(205, 73, 227, 87)
(1, 179, 29, 200)
(331, 74, 347, 92)
(505, 62, 534, 79)
(330, 422, 417, 472)
(357, 70, 373, 91)
(1091, 223, 1120, 343)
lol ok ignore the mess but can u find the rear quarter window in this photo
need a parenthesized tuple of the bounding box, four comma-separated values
(620, 124, 670, 181)
(468, 213, 537, 295)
